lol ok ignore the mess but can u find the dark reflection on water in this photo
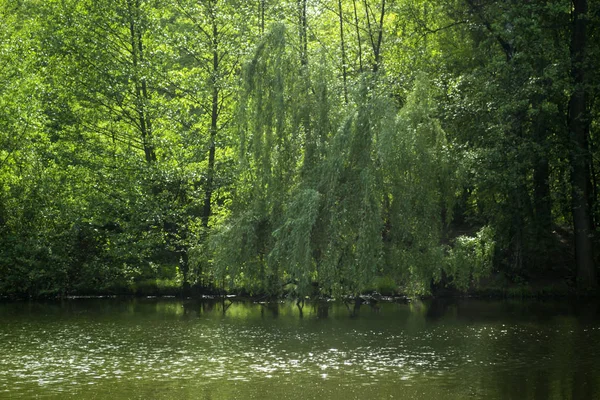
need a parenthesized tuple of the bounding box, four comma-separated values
(1, 298, 599, 399)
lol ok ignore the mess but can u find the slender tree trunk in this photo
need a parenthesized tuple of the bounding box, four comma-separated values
(202, 87, 218, 228)
(203, 16, 220, 229)
(373, 0, 385, 73)
(138, 31, 155, 163)
(363, 0, 374, 59)
(533, 99, 551, 235)
(128, 0, 155, 163)
(362, 0, 385, 73)
(299, 0, 308, 66)
(338, 0, 348, 103)
(352, 0, 363, 72)
(569, 0, 596, 289)
(590, 132, 599, 227)
(297, 0, 313, 174)
(533, 153, 551, 230)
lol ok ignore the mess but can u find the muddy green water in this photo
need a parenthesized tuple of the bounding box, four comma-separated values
(1, 298, 599, 399)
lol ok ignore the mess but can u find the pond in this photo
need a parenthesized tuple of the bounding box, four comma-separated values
(1, 297, 599, 399)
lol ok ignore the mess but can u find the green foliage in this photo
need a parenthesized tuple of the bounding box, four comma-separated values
(376, 75, 458, 294)
(446, 226, 496, 291)
(270, 189, 321, 296)
(1, 0, 596, 297)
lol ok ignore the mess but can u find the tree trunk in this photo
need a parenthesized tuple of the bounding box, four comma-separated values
(590, 132, 599, 227)
(338, 0, 348, 103)
(352, 0, 363, 72)
(373, 0, 385, 73)
(569, 0, 596, 289)
(533, 152, 551, 229)
(532, 99, 552, 241)
(362, 0, 385, 73)
(202, 16, 220, 229)
(298, 0, 308, 66)
(128, 0, 155, 163)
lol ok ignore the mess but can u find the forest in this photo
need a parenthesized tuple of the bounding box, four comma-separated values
(0, 0, 599, 299)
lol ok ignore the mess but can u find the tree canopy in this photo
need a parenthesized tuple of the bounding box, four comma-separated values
(1, 0, 599, 298)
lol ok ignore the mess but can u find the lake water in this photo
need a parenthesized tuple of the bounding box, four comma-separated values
(1, 297, 599, 399)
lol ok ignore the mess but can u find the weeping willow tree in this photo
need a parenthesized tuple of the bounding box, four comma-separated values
(211, 22, 494, 298)
(379, 76, 470, 293)
(313, 81, 387, 297)
(314, 76, 494, 296)
(211, 23, 322, 295)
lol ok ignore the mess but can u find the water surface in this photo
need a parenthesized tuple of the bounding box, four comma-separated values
(1, 298, 599, 399)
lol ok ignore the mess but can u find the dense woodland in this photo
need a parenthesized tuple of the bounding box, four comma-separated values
(1, 0, 599, 298)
